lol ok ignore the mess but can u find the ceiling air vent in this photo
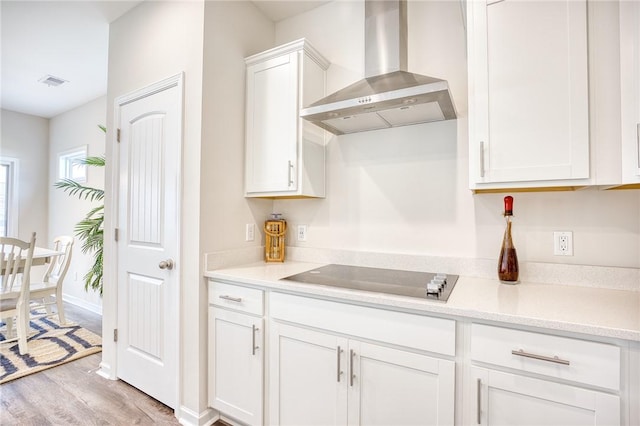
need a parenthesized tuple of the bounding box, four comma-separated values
(38, 75, 68, 87)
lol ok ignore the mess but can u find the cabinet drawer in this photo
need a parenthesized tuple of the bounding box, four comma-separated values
(471, 323, 620, 390)
(209, 281, 264, 316)
(270, 292, 455, 356)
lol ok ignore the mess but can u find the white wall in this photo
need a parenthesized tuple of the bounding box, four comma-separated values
(105, 0, 205, 420)
(199, 0, 274, 417)
(48, 96, 106, 313)
(0, 109, 49, 277)
(201, 0, 274, 256)
(272, 0, 640, 269)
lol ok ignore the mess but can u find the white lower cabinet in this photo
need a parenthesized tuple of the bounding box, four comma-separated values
(267, 292, 456, 426)
(471, 367, 620, 426)
(208, 282, 264, 426)
(348, 340, 455, 426)
(206, 279, 632, 426)
(269, 321, 455, 426)
(468, 323, 621, 426)
(269, 322, 347, 425)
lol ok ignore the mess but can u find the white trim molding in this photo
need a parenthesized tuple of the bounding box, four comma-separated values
(0, 156, 19, 236)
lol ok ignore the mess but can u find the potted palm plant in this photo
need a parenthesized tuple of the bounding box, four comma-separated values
(54, 125, 105, 295)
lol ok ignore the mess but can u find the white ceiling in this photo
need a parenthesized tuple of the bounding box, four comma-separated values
(0, 0, 329, 120)
(252, 1, 329, 22)
(0, 1, 142, 119)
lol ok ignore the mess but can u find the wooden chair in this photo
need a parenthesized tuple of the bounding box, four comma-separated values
(0, 232, 36, 354)
(29, 236, 74, 324)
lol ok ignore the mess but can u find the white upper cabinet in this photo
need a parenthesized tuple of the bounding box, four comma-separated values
(244, 39, 329, 198)
(467, 0, 590, 191)
(619, 0, 640, 187)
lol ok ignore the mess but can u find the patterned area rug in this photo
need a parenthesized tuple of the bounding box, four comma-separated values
(0, 314, 102, 384)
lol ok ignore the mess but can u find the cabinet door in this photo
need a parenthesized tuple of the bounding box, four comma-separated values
(471, 367, 620, 426)
(269, 321, 348, 426)
(208, 308, 263, 426)
(620, 0, 640, 184)
(348, 341, 455, 426)
(245, 52, 298, 194)
(468, 0, 589, 186)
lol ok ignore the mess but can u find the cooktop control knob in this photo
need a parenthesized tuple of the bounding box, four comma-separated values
(431, 278, 445, 290)
(426, 281, 440, 295)
(435, 273, 448, 283)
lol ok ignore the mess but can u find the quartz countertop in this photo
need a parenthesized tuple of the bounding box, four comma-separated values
(205, 261, 640, 342)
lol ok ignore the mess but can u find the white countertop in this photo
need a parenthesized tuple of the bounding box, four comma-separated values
(205, 261, 640, 342)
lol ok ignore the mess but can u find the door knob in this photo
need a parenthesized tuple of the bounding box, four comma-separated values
(159, 259, 174, 270)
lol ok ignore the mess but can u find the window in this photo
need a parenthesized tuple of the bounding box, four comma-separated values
(58, 145, 88, 183)
(0, 157, 19, 237)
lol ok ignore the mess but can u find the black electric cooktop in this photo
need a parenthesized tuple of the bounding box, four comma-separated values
(282, 264, 458, 302)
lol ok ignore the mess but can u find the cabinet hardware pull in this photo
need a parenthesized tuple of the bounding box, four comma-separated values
(476, 379, 482, 424)
(219, 295, 242, 303)
(350, 350, 356, 387)
(337, 346, 344, 382)
(477, 378, 481, 424)
(511, 349, 570, 365)
(479, 141, 485, 178)
(288, 160, 294, 187)
(252, 324, 259, 355)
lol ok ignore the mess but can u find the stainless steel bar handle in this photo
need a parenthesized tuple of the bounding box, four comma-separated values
(336, 346, 343, 382)
(350, 350, 356, 387)
(511, 349, 570, 365)
(252, 324, 259, 355)
(479, 141, 485, 178)
(158, 259, 174, 270)
(219, 295, 242, 303)
(476, 378, 482, 424)
(288, 160, 294, 187)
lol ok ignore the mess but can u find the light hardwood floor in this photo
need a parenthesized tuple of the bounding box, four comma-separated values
(0, 303, 184, 425)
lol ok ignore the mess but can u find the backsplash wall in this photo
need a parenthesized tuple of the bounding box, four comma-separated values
(270, 0, 640, 269)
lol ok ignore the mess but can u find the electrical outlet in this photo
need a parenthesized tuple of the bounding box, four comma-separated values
(553, 231, 573, 256)
(245, 223, 255, 241)
(297, 225, 307, 242)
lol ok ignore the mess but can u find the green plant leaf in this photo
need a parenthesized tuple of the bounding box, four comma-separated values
(74, 156, 105, 168)
(54, 179, 105, 202)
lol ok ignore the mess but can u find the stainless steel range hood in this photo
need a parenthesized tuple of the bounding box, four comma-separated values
(300, 0, 457, 135)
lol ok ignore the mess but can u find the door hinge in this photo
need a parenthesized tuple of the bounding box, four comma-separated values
(113, 329, 118, 342)
(115, 228, 119, 241)
(117, 128, 121, 143)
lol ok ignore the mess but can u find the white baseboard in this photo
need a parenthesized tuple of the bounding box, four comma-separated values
(97, 361, 116, 380)
(177, 405, 217, 426)
(62, 293, 103, 315)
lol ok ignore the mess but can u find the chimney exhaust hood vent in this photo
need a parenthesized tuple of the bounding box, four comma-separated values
(300, 0, 457, 135)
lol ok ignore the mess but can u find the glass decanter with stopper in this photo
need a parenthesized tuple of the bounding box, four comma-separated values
(498, 195, 519, 283)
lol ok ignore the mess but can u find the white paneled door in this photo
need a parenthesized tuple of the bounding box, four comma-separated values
(116, 75, 182, 409)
